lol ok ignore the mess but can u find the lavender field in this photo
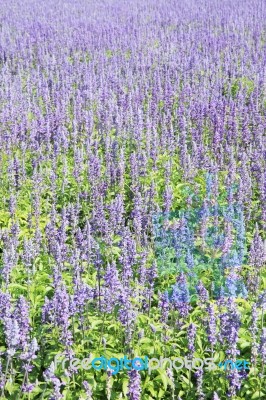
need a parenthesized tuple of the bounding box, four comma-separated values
(0, 0, 266, 399)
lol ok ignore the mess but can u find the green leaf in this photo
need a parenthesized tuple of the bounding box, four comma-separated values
(122, 378, 128, 396)
(8, 283, 28, 293)
(154, 370, 168, 390)
(251, 391, 266, 399)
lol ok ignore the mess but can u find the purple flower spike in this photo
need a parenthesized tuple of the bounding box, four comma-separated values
(127, 370, 141, 400)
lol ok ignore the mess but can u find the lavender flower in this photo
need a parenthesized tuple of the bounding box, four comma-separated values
(4, 317, 20, 357)
(187, 323, 197, 357)
(44, 362, 64, 400)
(20, 337, 39, 363)
(15, 296, 30, 350)
(83, 381, 93, 400)
(195, 367, 205, 399)
(249, 224, 265, 268)
(0, 359, 4, 390)
(196, 281, 209, 304)
(102, 262, 122, 313)
(171, 273, 191, 318)
(127, 370, 141, 400)
(207, 304, 217, 347)
(118, 290, 136, 344)
(227, 369, 242, 398)
(259, 328, 266, 364)
(159, 291, 170, 323)
(219, 298, 241, 360)
(250, 303, 259, 366)
(21, 383, 35, 393)
(0, 291, 11, 320)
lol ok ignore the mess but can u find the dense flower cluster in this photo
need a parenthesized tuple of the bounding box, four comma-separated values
(0, 0, 265, 399)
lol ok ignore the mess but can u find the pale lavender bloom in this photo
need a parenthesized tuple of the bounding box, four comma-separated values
(163, 185, 173, 213)
(259, 328, 266, 364)
(0, 359, 5, 390)
(83, 381, 93, 400)
(249, 224, 265, 268)
(102, 262, 122, 313)
(1, 245, 19, 285)
(0, 291, 11, 320)
(127, 370, 141, 400)
(21, 383, 35, 393)
(159, 291, 170, 323)
(4, 317, 20, 357)
(219, 298, 241, 360)
(42, 284, 72, 348)
(187, 323, 197, 357)
(195, 367, 205, 399)
(250, 304, 258, 365)
(207, 304, 217, 347)
(44, 362, 64, 400)
(15, 296, 30, 350)
(20, 337, 39, 363)
(171, 272, 191, 318)
(138, 329, 144, 340)
(227, 369, 242, 398)
(196, 281, 209, 304)
(118, 290, 136, 344)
